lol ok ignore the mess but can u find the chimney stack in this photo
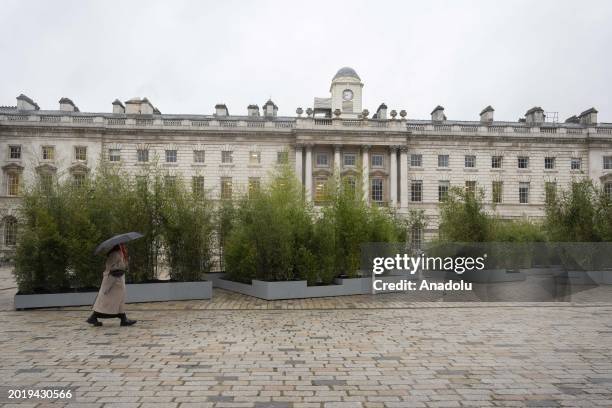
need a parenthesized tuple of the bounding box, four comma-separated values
(215, 104, 229, 117)
(247, 104, 260, 117)
(263, 99, 277, 118)
(376, 103, 388, 120)
(480, 105, 494, 123)
(525, 107, 545, 124)
(431, 105, 446, 122)
(59, 97, 79, 112)
(125, 97, 155, 115)
(112, 99, 125, 114)
(578, 107, 598, 125)
(16, 94, 40, 111)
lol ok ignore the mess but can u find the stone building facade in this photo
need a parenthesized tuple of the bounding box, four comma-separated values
(1, 67, 612, 257)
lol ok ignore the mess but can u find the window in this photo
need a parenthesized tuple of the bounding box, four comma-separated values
(277, 151, 289, 164)
(438, 154, 449, 168)
(491, 156, 503, 169)
(42, 146, 55, 161)
(248, 177, 261, 198)
(164, 176, 176, 188)
(343, 153, 356, 167)
(344, 176, 356, 196)
(492, 181, 503, 204)
(410, 154, 422, 167)
(518, 156, 529, 169)
(371, 154, 384, 168)
(40, 173, 53, 193)
(315, 153, 328, 167)
(410, 227, 423, 251)
(220, 177, 232, 199)
(604, 156, 612, 170)
(571, 157, 582, 170)
(165, 150, 177, 163)
(464, 155, 476, 168)
(314, 177, 328, 202)
(465, 180, 476, 194)
(7, 173, 19, 196)
(75, 146, 87, 161)
(73, 173, 85, 187)
(9, 145, 21, 160)
(371, 178, 384, 202)
(438, 181, 449, 202)
(411, 180, 423, 202)
(108, 148, 120, 162)
(137, 149, 149, 163)
(519, 182, 530, 204)
(545, 182, 557, 203)
(544, 157, 555, 170)
(193, 150, 205, 163)
(4, 217, 17, 246)
(249, 151, 261, 165)
(192, 176, 205, 196)
(221, 151, 233, 164)
(604, 182, 612, 199)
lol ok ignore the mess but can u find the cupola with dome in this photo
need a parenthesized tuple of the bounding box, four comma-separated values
(314, 67, 364, 119)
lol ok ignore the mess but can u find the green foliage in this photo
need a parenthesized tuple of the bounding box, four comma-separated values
(438, 187, 494, 242)
(545, 179, 600, 242)
(13, 163, 214, 294)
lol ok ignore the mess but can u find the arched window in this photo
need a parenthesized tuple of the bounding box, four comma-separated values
(4, 217, 17, 246)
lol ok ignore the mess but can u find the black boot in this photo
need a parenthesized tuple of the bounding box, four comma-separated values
(118, 313, 136, 326)
(86, 312, 102, 327)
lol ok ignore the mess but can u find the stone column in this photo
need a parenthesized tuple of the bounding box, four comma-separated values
(390, 146, 398, 206)
(305, 144, 313, 202)
(334, 145, 341, 175)
(362, 145, 370, 203)
(295, 144, 303, 184)
(400, 146, 409, 207)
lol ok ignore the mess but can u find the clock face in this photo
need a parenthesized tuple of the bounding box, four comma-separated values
(342, 89, 354, 101)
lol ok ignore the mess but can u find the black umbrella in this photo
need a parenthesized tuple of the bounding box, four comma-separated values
(94, 232, 144, 255)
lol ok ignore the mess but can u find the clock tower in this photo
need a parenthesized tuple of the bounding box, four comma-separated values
(330, 67, 363, 118)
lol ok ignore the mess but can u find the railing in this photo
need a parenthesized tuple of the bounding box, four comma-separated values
(6, 115, 28, 121)
(219, 120, 237, 127)
(191, 120, 210, 127)
(108, 118, 126, 125)
(408, 125, 425, 132)
(461, 126, 477, 132)
(488, 126, 505, 133)
(274, 122, 294, 128)
(342, 120, 362, 127)
(136, 119, 153, 126)
(370, 121, 387, 128)
(73, 117, 94, 124)
(314, 118, 332, 126)
(597, 128, 612, 135)
(567, 128, 584, 134)
(513, 127, 528, 133)
(163, 120, 182, 126)
(247, 121, 264, 128)
(433, 125, 451, 132)
(40, 116, 60, 123)
(541, 128, 557, 134)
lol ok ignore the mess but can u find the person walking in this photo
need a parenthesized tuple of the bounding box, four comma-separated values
(86, 243, 136, 327)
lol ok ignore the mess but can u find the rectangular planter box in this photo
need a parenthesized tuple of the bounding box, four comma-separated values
(206, 272, 410, 300)
(14, 280, 212, 310)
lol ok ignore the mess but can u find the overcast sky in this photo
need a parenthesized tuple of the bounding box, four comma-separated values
(1, 0, 611, 122)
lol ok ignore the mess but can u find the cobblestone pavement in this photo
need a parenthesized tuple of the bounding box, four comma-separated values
(2, 268, 612, 407)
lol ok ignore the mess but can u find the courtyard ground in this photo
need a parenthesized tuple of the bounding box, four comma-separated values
(1, 266, 612, 407)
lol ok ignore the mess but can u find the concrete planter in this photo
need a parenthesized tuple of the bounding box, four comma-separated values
(460, 269, 526, 283)
(567, 270, 612, 285)
(206, 272, 409, 300)
(14, 280, 212, 310)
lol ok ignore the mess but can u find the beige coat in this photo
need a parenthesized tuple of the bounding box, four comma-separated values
(92, 250, 127, 314)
